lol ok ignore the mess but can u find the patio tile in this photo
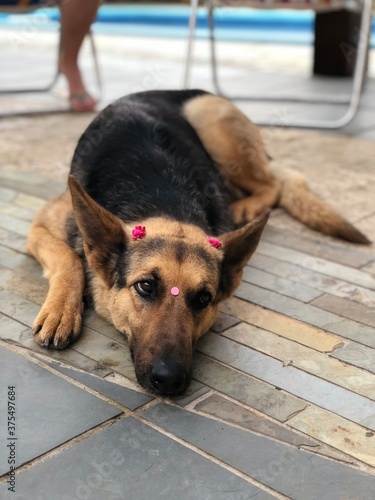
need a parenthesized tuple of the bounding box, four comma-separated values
(0, 344, 122, 475)
(44, 361, 153, 410)
(195, 394, 357, 465)
(211, 312, 240, 333)
(0, 168, 64, 199)
(197, 333, 375, 429)
(242, 266, 322, 303)
(0, 213, 30, 238)
(220, 322, 375, 399)
(193, 352, 306, 422)
(0, 313, 112, 377)
(0, 245, 44, 282)
(0, 267, 48, 306)
(288, 406, 375, 467)
(235, 282, 375, 348)
(0, 288, 40, 328)
(221, 297, 341, 352)
(0, 227, 27, 254)
(142, 404, 375, 500)
(0, 186, 17, 203)
(331, 341, 375, 375)
(262, 226, 373, 268)
(362, 260, 375, 276)
(250, 253, 375, 308)
(0, 313, 26, 340)
(195, 394, 312, 447)
(12, 191, 45, 212)
(73, 325, 136, 381)
(0, 200, 35, 221)
(173, 379, 210, 407)
(82, 307, 123, 341)
(312, 293, 375, 327)
(0, 416, 272, 500)
(257, 240, 375, 289)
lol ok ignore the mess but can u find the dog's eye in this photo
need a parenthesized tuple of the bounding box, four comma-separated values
(134, 280, 154, 298)
(193, 290, 212, 310)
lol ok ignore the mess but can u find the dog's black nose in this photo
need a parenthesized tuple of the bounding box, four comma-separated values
(149, 360, 187, 395)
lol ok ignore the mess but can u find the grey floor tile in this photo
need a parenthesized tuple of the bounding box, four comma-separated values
(312, 294, 375, 328)
(235, 281, 375, 348)
(0, 416, 273, 500)
(331, 341, 375, 375)
(0, 245, 44, 282)
(193, 352, 306, 422)
(0, 288, 40, 329)
(242, 266, 322, 303)
(0, 313, 26, 341)
(0, 228, 27, 254)
(0, 214, 30, 238)
(0, 344, 122, 474)
(194, 394, 356, 465)
(142, 404, 375, 500)
(262, 226, 373, 268)
(249, 253, 375, 309)
(211, 312, 241, 333)
(257, 241, 375, 289)
(0, 168, 64, 200)
(195, 394, 313, 447)
(9, 328, 114, 378)
(0, 200, 35, 222)
(197, 333, 375, 430)
(173, 379, 210, 407)
(45, 361, 153, 410)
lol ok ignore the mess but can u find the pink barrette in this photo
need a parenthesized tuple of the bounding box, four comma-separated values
(132, 226, 146, 240)
(171, 287, 180, 296)
(208, 237, 222, 249)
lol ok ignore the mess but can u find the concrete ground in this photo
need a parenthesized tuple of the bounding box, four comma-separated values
(1, 22, 375, 499)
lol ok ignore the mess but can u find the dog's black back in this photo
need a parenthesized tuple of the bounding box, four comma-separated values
(69, 90, 233, 237)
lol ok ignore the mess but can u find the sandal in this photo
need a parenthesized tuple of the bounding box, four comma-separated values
(69, 91, 97, 113)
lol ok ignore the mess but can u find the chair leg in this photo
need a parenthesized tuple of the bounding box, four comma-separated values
(204, 0, 372, 129)
(184, 0, 199, 88)
(88, 30, 103, 102)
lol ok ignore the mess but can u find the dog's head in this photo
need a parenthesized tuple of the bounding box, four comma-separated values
(69, 177, 268, 396)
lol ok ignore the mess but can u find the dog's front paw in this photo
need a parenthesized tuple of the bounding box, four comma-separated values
(32, 294, 83, 349)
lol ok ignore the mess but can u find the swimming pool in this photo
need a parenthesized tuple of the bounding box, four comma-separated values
(0, 4, 374, 46)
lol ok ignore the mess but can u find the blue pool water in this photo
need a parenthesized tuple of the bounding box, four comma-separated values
(0, 4, 374, 46)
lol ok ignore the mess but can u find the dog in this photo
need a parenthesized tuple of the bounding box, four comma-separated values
(26, 90, 370, 396)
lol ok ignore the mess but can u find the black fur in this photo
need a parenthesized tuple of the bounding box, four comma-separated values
(68, 90, 234, 247)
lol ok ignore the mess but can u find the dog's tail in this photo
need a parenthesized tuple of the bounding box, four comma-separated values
(270, 165, 371, 245)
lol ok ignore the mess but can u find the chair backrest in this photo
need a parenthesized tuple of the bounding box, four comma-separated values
(211, 0, 364, 12)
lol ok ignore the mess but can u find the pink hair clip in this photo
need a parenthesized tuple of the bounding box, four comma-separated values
(208, 237, 222, 249)
(132, 226, 146, 240)
(171, 287, 180, 296)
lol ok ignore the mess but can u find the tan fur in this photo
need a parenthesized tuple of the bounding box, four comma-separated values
(183, 94, 370, 244)
(26, 191, 84, 348)
(183, 94, 281, 223)
(268, 165, 371, 244)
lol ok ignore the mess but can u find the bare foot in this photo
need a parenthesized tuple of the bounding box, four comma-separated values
(59, 58, 96, 112)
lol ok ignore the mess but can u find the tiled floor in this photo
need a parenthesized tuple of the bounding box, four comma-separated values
(1, 23, 375, 499)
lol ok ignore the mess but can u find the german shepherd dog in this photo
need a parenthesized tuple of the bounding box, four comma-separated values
(27, 90, 370, 396)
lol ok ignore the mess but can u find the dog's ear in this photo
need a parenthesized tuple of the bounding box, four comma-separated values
(216, 211, 270, 301)
(68, 176, 127, 282)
